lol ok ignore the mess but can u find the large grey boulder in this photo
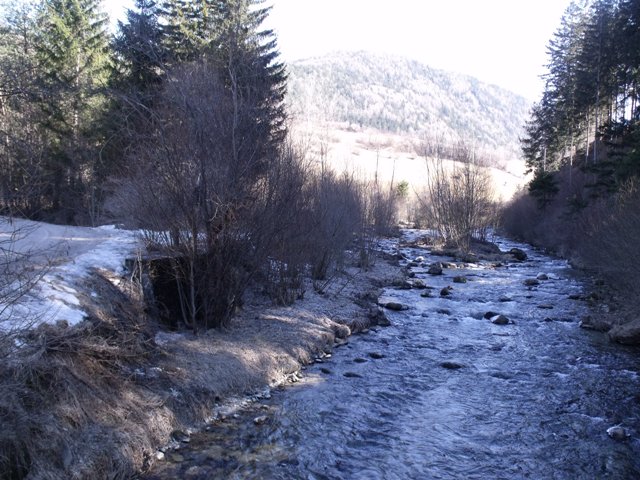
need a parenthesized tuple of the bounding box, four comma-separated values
(608, 320, 640, 345)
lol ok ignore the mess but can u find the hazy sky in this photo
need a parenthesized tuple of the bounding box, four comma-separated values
(107, 0, 573, 101)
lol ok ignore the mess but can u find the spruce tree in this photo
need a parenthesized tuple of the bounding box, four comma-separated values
(210, 0, 287, 177)
(113, 0, 164, 95)
(35, 0, 111, 218)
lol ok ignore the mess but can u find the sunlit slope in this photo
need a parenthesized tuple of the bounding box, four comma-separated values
(287, 51, 531, 200)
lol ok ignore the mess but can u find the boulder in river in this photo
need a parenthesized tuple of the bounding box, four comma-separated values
(440, 286, 453, 297)
(453, 275, 467, 284)
(383, 302, 407, 311)
(536, 273, 549, 281)
(524, 278, 540, 287)
(508, 248, 527, 261)
(484, 311, 500, 319)
(411, 279, 427, 289)
(578, 316, 612, 332)
(490, 314, 511, 325)
(253, 415, 268, 425)
(440, 361, 465, 370)
(607, 320, 640, 345)
(606, 425, 630, 440)
(428, 263, 444, 275)
(369, 307, 391, 327)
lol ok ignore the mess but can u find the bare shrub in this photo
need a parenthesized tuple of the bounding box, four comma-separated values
(306, 168, 365, 282)
(112, 61, 275, 330)
(418, 142, 497, 250)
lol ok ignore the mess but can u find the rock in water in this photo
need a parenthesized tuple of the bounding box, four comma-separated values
(440, 286, 453, 297)
(484, 311, 500, 319)
(253, 415, 268, 425)
(509, 248, 527, 261)
(453, 275, 467, 283)
(536, 273, 549, 280)
(606, 425, 630, 440)
(428, 263, 443, 275)
(608, 320, 640, 345)
(523, 278, 540, 287)
(440, 361, 464, 369)
(578, 316, 612, 332)
(383, 302, 406, 311)
(369, 307, 391, 326)
(491, 314, 510, 325)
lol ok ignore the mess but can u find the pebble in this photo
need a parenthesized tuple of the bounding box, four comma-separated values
(368, 352, 385, 359)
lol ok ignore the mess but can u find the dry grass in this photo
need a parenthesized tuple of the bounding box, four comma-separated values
(0, 250, 400, 479)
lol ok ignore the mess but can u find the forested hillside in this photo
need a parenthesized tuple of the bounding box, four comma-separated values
(503, 0, 640, 328)
(287, 51, 531, 161)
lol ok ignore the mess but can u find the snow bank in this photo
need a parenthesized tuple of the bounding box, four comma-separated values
(0, 217, 142, 330)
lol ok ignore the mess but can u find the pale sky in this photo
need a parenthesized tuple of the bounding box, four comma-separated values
(107, 0, 573, 101)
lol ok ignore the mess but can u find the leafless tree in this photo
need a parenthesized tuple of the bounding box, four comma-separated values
(419, 139, 497, 250)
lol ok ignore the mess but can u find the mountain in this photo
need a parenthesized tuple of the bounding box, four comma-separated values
(286, 51, 531, 165)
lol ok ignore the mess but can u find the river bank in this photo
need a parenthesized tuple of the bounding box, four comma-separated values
(144, 229, 640, 479)
(1, 242, 404, 479)
(4, 228, 637, 479)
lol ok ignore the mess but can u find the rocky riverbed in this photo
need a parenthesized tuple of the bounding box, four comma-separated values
(143, 230, 640, 479)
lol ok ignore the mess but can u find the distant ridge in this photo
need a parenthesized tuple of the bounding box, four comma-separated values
(287, 51, 530, 160)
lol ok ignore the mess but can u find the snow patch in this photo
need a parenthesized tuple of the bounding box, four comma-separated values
(0, 217, 142, 330)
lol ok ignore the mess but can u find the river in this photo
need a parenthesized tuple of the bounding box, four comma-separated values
(145, 230, 640, 479)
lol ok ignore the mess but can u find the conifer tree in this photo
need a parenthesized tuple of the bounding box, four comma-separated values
(35, 0, 111, 217)
(113, 0, 164, 95)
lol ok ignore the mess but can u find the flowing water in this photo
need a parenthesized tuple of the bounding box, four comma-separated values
(145, 231, 640, 479)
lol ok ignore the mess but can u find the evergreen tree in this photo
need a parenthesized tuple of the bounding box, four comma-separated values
(113, 0, 164, 94)
(210, 0, 287, 177)
(160, 0, 208, 62)
(35, 0, 111, 218)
